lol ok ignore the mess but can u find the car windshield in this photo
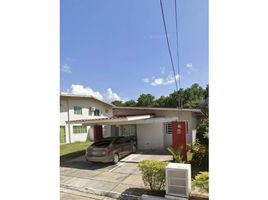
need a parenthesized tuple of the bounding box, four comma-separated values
(92, 139, 113, 148)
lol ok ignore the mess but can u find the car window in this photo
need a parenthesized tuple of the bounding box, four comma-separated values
(92, 139, 113, 147)
(125, 138, 131, 143)
(114, 137, 125, 144)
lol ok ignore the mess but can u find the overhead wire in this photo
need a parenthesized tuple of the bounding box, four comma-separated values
(159, 0, 179, 93)
(159, 0, 182, 111)
(174, 0, 183, 110)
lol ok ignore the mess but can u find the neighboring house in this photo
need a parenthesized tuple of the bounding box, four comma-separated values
(65, 104, 202, 151)
(60, 94, 114, 144)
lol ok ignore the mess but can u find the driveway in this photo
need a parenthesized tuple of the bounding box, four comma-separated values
(60, 151, 172, 199)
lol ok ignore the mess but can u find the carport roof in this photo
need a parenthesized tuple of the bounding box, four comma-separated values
(66, 114, 154, 125)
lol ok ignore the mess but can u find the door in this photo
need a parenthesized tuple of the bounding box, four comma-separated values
(60, 126, 66, 144)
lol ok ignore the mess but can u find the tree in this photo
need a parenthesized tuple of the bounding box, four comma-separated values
(137, 94, 155, 107)
(124, 100, 137, 107)
(154, 96, 168, 107)
(111, 100, 124, 106)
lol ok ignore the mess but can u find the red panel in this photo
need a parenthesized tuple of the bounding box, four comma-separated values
(93, 125, 103, 142)
(172, 121, 187, 160)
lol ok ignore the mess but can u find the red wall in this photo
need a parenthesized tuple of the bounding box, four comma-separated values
(93, 125, 103, 142)
(172, 121, 187, 160)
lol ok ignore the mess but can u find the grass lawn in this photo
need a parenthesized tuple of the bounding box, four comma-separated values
(60, 140, 92, 163)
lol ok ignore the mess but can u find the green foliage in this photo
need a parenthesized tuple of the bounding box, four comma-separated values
(137, 94, 155, 107)
(191, 141, 208, 168)
(167, 146, 185, 163)
(193, 171, 209, 192)
(138, 160, 168, 191)
(111, 100, 124, 106)
(113, 84, 208, 109)
(197, 116, 209, 143)
(196, 102, 209, 145)
(123, 100, 137, 107)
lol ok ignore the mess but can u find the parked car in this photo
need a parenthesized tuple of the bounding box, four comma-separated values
(85, 136, 137, 164)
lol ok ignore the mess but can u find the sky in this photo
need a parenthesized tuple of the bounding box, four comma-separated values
(60, 0, 208, 102)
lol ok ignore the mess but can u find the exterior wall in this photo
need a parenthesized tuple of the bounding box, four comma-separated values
(137, 123, 164, 150)
(113, 108, 200, 145)
(60, 96, 113, 143)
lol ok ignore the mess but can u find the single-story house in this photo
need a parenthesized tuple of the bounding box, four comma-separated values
(66, 106, 202, 153)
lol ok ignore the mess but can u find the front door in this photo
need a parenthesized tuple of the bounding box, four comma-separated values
(60, 126, 66, 144)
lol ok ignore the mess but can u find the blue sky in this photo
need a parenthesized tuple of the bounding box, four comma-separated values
(60, 0, 208, 102)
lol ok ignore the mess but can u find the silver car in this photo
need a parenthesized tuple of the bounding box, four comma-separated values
(85, 136, 136, 164)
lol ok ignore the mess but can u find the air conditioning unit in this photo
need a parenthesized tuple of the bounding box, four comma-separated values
(90, 107, 95, 112)
(165, 163, 191, 199)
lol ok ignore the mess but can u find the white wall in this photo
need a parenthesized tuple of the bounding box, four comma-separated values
(137, 123, 164, 150)
(114, 108, 200, 145)
(60, 96, 113, 143)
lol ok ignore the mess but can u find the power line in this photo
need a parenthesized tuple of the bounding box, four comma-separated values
(159, 0, 179, 92)
(174, 0, 183, 109)
(159, 0, 181, 109)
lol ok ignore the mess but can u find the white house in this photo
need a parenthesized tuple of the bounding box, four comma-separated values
(60, 94, 114, 144)
(65, 102, 202, 151)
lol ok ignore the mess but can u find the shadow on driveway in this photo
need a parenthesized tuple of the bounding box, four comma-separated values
(60, 159, 113, 170)
(119, 187, 165, 200)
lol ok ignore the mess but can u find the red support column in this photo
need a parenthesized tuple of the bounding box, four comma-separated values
(172, 121, 187, 160)
(93, 125, 103, 142)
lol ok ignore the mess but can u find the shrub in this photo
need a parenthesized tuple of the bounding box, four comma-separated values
(193, 171, 209, 192)
(138, 160, 168, 191)
(191, 141, 208, 167)
(167, 146, 185, 163)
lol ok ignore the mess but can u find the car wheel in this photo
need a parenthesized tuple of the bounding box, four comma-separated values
(132, 145, 137, 153)
(113, 153, 119, 164)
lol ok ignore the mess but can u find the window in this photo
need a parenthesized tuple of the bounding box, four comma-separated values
(164, 122, 172, 134)
(94, 109, 100, 116)
(120, 124, 137, 137)
(73, 126, 87, 134)
(74, 106, 82, 115)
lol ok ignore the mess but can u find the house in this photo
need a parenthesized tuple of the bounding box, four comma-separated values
(65, 101, 202, 152)
(60, 94, 114, 144)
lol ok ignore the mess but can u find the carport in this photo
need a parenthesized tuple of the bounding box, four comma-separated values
(67, 115, 188, 159)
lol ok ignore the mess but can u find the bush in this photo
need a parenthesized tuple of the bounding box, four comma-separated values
(138, 160, 168, 191)
(191, 141, 208, 168)
(193, 171, 209, 192)
(167, 146, 185, 163)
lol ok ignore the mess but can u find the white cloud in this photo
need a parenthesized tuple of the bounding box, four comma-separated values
(61, 64, 72, 74)
(104, 88, 121, 101)
(70, 84, 103, 100)
(186, 62, 197, 74)
(68, 84, 122, 102)
(186, 63, 193, 69)
(144, 73, 180, 86)
(143, 78, 149, 83)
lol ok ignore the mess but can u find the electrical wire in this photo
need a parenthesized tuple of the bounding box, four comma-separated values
(159, 0, 181, 109)
(159, 0, 179, 93)
(174, 0, 183, 109)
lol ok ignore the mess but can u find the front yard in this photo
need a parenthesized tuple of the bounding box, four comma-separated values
(60, 140, 92, 163)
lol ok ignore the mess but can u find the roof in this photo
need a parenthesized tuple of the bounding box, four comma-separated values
(66, 114, 153, 124)
(60, 93, 114, 107)
(113, 106, 202, 113)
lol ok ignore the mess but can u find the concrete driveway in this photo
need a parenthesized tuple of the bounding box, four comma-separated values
(60, 151, 172, 199)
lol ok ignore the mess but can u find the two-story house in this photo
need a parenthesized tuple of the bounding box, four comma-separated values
(60, 94, 114, 144)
